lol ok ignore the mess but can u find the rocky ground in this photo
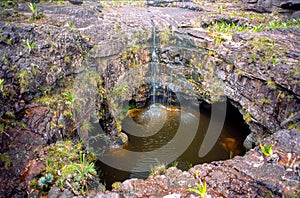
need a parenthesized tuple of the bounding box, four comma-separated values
(96, 129, 300, 197)
(0, 0, 299, 197)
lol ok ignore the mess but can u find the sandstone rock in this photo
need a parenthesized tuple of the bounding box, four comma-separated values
(95, 130, 299, 197)
(243, 0, 300, 12)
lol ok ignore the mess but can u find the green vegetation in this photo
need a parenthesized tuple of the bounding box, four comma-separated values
(67, 21, 73, 29)
(63, 92, 75, 106)
(38, 173, 54, 188)
(159, 26, 172, 46)
(28, 3, 37, 15)
(287, 123, 299, 131)
(18, 70, 29, 93)
(23, 38, 36, 54)
(269, 19, 300, 29)
(120, 44, 149, 68)
(150, 163, 166, 176)
(260, 98, 271, 106)
(0, 123, 4, 133)
(266, 79, 277, 90)
(69, 152, 96, 194)
(259, 143, 273, 157)
(171, 160, 178, 167)
(0, 154, 11, 167)
(252, 25, 263, 32)
(32, 141, 98, 195)
(187, 180, 207, 197)
(0, 78, 4, 92)
(243, 109, 252, 124)
(248, 37, 280, 67)
(218, 5, 222, 14)
(0, 0, 19, 9)
(206, 18, 300, 45)
(28, 2, 44, 21)
(6, 38, 12, 45)
(112, 181, 121, 189)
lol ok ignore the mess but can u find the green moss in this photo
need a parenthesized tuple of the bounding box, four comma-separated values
(0, 154, 11, 167)
(34, 140, 98, 195)
(150, 163, 166, 176)
(159, 26, 172, 46)
(260, 98, 271, 106)
(243, 108, 252, 124)
(248, 37, 280, 66)
(18, 70, 30, 93)
(266, 79, 277, 90)
(5, 111, 15, 119)
(0, 78, 4, 92)
(0, 0, 19, 9)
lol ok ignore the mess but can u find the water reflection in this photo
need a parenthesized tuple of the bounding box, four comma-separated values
(97, 101, 250, 189)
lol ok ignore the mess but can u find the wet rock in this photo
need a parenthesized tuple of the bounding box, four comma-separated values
(0, 129, 45, 198)
(0, 22, 91, 128)
(243, 0, 300, 12)
(291, 10, 300, 18)
(23, 106, 55, 143)
(0, 1, 299, 197)
(48, 186, 62, 198)
(96, 129, 299, 197)
(60, 188, 75, 198)
(68, 0, 84, 6)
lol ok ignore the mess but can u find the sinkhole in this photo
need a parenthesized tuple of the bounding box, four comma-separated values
(81, 28, 252, 189)
(94, 97, 250, 189)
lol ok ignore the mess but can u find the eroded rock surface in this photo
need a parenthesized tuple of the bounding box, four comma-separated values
(96, 130, 299, 197)
(0, 0, 299, 197)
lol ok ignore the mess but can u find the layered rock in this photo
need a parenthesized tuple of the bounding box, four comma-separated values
(0, 0, 299, 197)
(96, 129, 300, 197)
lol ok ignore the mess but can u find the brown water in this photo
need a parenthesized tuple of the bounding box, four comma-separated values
(96, 101, 250, 188)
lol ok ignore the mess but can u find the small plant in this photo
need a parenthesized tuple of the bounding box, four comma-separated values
(0, 123, 4, 133)
(69, 152, 96, 194)
(28, 2, 38, 20)
(38, 173, 54, 188)
(244, 111, 252, 123)
(259, 143, 273, 157)
(187, 180, 207, 197)
(271, 58, 279, 65)
(187, 162, 193, 169)
(18, 70, 29, 93)
(194, 169, 199, 178)
(252, 25, 263, 32)
(218, 5, 223, 14)
(171, 160, 178, 167)
(80, 120, 94, 134)
(159, 26, 172, 46)
(23, 39, 36, 54)
(67, 21, 73, 29)
(150, 163, 166, 176)
(0, 78, 4, 92)
(112, 182, 121, 189)
(266, 79, 277, 90)
(28, 3, 37, 15)
(32, 141, 98, 195)
(229, 151, 234, 159)
(28, 2, 44, 21)
(260, 98, 271, 106)
(6, 38, 12, 45)
(63, 92, 74, 105)
(269, 20, 280, 28)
